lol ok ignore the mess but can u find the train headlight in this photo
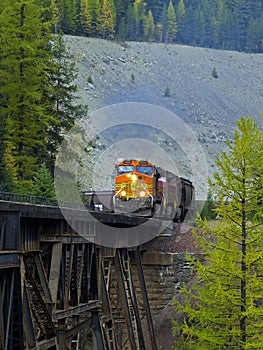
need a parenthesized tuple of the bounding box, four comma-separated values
(121, 190, 127, 197)
(139, 190, 146, 197)
(131, 174, 137, 181)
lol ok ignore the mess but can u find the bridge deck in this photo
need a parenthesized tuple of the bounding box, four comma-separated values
(0, 199, 159, 350)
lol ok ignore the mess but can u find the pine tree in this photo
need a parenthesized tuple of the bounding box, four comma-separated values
(173, 117, 263, 349)
(158, 3, 167, 43)
(200, 191, 217, 220)
(87, 0, 102, 36)
(176, 0, 186, 43)
(143, 9, 155, 42)
(125, 5, 137, 40)
(133, 0, 146, 40)
(214, 0, 231, 50)
(167, 0, 177, 43)
(0, 0, 56, 193)
(56, 0, 78, 34)
(47, 33, 88, 170)
(30, 163, 55, 198)
(79, 0, 90, 35)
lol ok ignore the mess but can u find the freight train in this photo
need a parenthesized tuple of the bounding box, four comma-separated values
(113, 159, 195, 222)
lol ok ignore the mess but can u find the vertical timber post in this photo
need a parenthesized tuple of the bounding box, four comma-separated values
(134, 249, 158, 350)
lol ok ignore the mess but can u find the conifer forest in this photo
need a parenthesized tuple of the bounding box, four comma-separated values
(56, 0, 263, 53)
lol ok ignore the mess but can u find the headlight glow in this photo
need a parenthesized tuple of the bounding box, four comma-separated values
(121, 190, 127, 197)
(131, 174, 137, 181)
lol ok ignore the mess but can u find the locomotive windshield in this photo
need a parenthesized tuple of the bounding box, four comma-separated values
(136, 166, 153, 176)
(117, 165, 134, 175)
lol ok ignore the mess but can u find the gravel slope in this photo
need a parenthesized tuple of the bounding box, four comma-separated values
(64, 35, 263, 193)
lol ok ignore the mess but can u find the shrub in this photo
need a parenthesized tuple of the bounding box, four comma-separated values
(164, 86, 170, 97)
(212, 67, 218, 78)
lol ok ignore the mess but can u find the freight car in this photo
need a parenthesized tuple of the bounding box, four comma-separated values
(113, 159, 195, 222)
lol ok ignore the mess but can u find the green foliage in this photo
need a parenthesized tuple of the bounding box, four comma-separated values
(200, 191, 217, 220)
(30, 163, 55, 198)
(0, 0, 56, 192)
(164, 86, 171, 97)
(101, 0, 116, 39)
(47, 33, 88, 169)
(0, 2, 87, 193)
(143, 9, 155, 41)
(212, 67, 218, 78)
(56, 0, 78, 34)
(176, 0, 186, 42)
(167, 0, 177, 43)
(173, 117, 263, 348)
(87, 75, 94, 84)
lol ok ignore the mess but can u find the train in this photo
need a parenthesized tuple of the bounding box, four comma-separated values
(112, 159, 195, 222)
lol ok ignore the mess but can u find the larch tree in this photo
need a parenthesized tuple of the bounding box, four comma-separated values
(101, 0, 116, 39)
(87, 0, 102, 36)
(0, 117, 14, 191)
(0, 0, 56, 192)
(79, 0, 90, 35)
(173, 116, 263, 349)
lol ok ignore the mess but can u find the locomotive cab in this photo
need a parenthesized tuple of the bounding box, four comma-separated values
(113, 159, 155, 215)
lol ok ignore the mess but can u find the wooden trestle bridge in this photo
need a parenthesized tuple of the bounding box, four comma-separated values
(0, 193, 161, 350)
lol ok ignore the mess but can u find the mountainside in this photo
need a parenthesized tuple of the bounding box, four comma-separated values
(64, 35, 262, 194)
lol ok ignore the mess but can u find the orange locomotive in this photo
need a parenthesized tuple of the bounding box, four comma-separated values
(113, 159, 195, 221)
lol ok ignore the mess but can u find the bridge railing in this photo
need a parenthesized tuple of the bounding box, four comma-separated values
(0, 190, 114, 211)
(0, 191, 59, 205)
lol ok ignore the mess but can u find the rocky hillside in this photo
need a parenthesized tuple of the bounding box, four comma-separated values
(64, 35, 262, 194)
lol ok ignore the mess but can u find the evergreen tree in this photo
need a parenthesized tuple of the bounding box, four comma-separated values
(0, 118, 14, 192)
(0, 0, 56, 192)
(114, 0, 132, 40)
(79, 0, 90, 35)
(30, 163, 55, 198)
(158, 3, 167, 43)
(101, 0, 116, 39)
(56, 0, 78, 34)
(176, 0, 186, 43)
(145, 0, 163, 23)
(173, 117, 263, 349)
(214, 0, 231, 49)
(125, 4, 137, 40)
(200, 191, 217, 220)
(47, 33, 88, 170)
(133, 0, 146, 40)
(167, 0, 177, 43)
(87, 0, 102, 36)
(143, 9, 155, 42)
